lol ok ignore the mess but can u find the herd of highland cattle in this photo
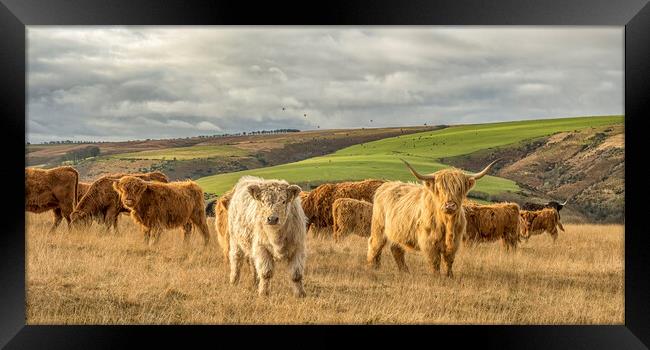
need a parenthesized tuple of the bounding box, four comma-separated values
(25, 159, 567, 297)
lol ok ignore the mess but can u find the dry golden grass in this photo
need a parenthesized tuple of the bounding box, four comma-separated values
(26, 213, 623, 324)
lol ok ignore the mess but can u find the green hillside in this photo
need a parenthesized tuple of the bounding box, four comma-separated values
(196, 115, 623, 195)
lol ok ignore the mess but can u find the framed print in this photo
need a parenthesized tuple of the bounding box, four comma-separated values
(1, 0, 649, 348)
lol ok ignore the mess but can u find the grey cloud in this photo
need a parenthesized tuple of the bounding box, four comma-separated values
(27, 27, 623, 143)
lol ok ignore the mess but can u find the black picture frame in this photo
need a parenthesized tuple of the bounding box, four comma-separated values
(2, 0, 648, 348)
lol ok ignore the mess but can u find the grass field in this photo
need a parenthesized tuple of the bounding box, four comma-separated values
(110, 145, 250, 160)
(196, 115, 623, 195)
(26, 213, 623, 324)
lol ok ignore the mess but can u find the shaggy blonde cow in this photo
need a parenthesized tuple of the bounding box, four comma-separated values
(332, 198, 373, 241)
(368, 159, 499, 277)
(228, 176, 307, 297)
(112, 176, 210, 246)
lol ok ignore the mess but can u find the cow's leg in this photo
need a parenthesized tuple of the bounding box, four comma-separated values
(194, 213, 211, 247)
(389, 243, 409, 273)
(52, 208, 62, 226)
(229, 244, 244, 285)
(367, 218, 387, 269)
(442, 246, 458, 278)
(423, 244, 441, 274)
(111, 216, 119, 234)
(142, 227, 152, 245)
(183, 222, 193, 244)
(149, 228, 162, 246)
(249, 257, 259, 288)
(508, 232, 518, 251)
(49, 209, 64, 234)
(60, 200, 75, 232)
(288, 249, 306, 298)
(501, 238, 509, 251)
(254, 248, 274, 296)
(332, 221, 340, 242)
(105, 207, 119, 234)
(367, 234, 387, 269)
(550, 227, 558, 242)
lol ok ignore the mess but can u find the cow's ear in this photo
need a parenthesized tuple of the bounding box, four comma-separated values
(248, 184, 262, 201)
(466, 177, 476, 191)
(286, 185, 302, 201)
(134, 181, 147, 195)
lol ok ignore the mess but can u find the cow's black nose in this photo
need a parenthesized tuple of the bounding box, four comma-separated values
(267, 216, 279, 225)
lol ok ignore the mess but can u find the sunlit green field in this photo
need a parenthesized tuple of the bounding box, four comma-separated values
(196, 115, 622, 195)
(110, 145, 249, 160)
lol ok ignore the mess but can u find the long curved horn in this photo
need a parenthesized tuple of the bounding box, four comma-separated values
(561, 198, 569, 206)
(469, 158, 501, 180)
(400, 159, 435, 181)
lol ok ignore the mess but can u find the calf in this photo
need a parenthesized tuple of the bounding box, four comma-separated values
(70, 172, 168, 233)
(301, 179, 385, 233)
(519, 208, 565, 242)
(112, 176, 210, 246)
(332, 198, 373, 241)
(228, 176, 307, 297)
(521, 199, 568, 219)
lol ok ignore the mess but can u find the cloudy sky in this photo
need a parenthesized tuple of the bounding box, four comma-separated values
(27, 26, 623, 143)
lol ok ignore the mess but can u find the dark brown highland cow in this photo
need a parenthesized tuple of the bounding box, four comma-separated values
(25, 166, 80, 233)
(519, 208, 565, 242)
(521, 198, 569, 220)
(301, 179, 385, 233)
(70, 172, 168, 233)
(112, 176, 210, 246)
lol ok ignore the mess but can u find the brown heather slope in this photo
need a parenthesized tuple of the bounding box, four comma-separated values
(442, 125, 624, 223)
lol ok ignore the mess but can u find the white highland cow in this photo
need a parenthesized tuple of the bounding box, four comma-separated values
(227, 176, 307, 297)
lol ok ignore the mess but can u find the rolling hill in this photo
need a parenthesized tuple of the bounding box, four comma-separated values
(28, 126, 436, 181)
(196, 116, 623, 209)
